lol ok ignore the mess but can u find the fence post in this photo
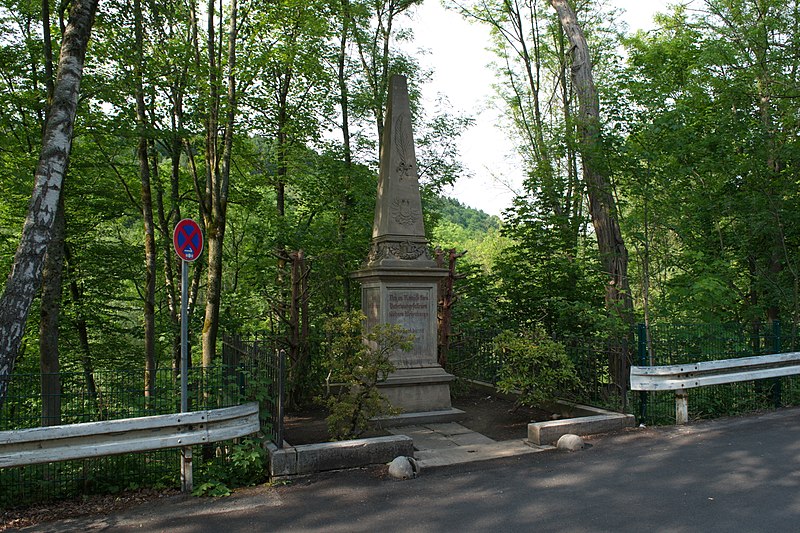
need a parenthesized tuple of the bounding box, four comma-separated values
(675, 388, 689, 424)
(773, 320, 782, 408)
(276, 349, 285, 448)
(637, 323, 647, 424)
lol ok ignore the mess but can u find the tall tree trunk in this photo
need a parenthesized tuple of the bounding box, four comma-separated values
(135, 0, 157, 398)
(200, 0, 237, 367)
(39, 197, 65, 426)
(351, 0, 419, 149)
(284, 249, 310, 408)
(0, 0, 99, 408)
(161, 60, 188, 374)
(39, 0, 62, 426)
(550, 0, 633, 395)
(156, 152, 182, 373)
(338, 0, 353, 312)
(276, 77, 290, 218)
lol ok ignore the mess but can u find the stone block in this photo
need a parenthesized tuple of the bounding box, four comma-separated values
(266, 442, 297, 478)
(293, 435, 414, 475)
(528, 412, 635, 445)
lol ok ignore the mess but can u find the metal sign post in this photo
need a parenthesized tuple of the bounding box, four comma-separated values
(173, 219, 203, 493)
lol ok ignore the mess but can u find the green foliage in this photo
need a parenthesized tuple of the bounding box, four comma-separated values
(318, 312, 411, 440)
(193, 437, 268, 497)
(493, 329, 581, 408)
(192, 480, 232, 498)
(614, 2, 800, 325)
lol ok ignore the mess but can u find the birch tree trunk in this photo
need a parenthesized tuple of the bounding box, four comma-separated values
(549, 0, 633, 395)
(0, 0, 99, 408)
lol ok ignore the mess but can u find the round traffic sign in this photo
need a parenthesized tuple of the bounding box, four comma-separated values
(173, 219, 203, 262)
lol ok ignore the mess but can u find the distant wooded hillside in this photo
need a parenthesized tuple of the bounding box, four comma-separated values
(435, 197, 501, 235)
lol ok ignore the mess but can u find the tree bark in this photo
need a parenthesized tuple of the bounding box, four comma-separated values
(38, 0, 62, 426)
(39, 197, 65, 425)
(549, 0, 633, 394)
(0, 0, 99, 408)
(135, 0, 157, 398)
(338, 0, 354, 312)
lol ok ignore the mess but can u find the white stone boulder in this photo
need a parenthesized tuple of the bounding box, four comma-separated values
(556, 433, 585, 451)
(388, 456, 419, 479)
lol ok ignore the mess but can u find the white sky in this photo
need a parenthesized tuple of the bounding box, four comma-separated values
(406, 0, 675, 216)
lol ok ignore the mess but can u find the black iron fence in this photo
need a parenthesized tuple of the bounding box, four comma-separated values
(221, 333, 285, 447)
(0, 336, 285, 507)
(446, 322, 800, 424)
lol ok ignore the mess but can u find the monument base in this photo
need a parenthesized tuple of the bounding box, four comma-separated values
(373, 407, 465, 427)
(377, 366, 456, 413)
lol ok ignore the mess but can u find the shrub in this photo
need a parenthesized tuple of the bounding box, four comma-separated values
(192, 437, 269, 497)
(494, 329, 580, 409)
(319, 311, 412, 440)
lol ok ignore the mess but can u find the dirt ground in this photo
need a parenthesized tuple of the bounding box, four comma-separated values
(284, 386, 552, 445)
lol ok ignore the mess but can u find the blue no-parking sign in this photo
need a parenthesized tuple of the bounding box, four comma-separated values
(173, 219, 203, 262)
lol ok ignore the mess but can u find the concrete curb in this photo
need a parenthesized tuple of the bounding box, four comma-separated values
(464, 380, 636, 445)
(528, 409, 635, 445)
(267, 435, 413, 478)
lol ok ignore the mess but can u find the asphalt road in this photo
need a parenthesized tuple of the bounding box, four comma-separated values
(28, 407, 800, 532)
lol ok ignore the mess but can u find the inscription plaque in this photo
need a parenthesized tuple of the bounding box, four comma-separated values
(387, 288, 432, 366)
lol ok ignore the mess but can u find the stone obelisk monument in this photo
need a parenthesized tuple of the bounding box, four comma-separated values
(352, 75, 461, 421)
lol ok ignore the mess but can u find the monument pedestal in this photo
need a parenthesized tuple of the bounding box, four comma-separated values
(352, 267, 461, 423)
(379, 366, 454, 412)
(353, 75, 461, 425)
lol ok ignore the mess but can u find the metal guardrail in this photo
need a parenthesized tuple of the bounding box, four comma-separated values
(0, 402, 260, 469)
(631, 352, 800, 424)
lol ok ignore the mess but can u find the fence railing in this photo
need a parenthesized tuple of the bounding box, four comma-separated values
(0, 403, 260, 468)
(0, 351, 280, 507)
(631, 352, 800, 423)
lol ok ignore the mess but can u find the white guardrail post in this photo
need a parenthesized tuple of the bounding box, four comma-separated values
(631, 352, 800, 424)
(0, 402, 260, 470)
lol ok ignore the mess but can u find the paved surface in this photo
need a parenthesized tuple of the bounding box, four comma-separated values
(23, 407, 800, 532)
(388, 422, 549, 467)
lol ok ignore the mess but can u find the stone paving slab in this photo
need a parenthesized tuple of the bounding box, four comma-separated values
(415, 439, 550, 468)
(448, 431, 496, 446)
(386, 422, 551, 468)
(426, 422, 475, 436)
(388, 427, 459, 450)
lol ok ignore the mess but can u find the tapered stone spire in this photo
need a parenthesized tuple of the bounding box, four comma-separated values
(351, 75, 460, 421)
(367, 75, 435, 268)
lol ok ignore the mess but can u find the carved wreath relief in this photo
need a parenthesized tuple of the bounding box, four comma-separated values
(391, 198, 419, 226)
(368, 240, 432, 262)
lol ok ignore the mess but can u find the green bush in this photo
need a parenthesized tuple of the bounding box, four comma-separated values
(319, 312, 412, 440)
(494, 329, 580, 409)
(192, 437, 268, 497)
